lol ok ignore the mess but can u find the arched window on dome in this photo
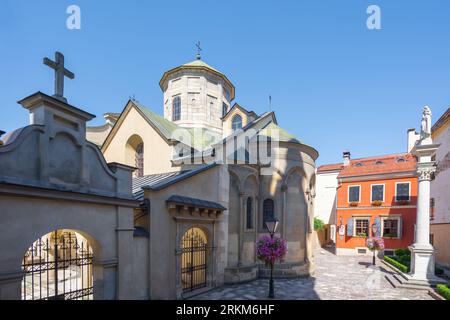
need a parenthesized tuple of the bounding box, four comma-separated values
(222, 103, 228, 118)
(172, 96, 181, 121)
(232, 114, 242, 131)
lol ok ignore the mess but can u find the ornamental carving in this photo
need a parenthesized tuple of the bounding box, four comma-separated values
(417, 166, 436, 181)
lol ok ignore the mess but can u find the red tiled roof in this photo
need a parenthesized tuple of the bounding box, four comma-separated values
(317, 163, 343, 172)
(337, 153, 416, 178)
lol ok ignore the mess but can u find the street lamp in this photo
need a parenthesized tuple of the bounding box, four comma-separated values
(265, 218, 279, 299)
(371, 223, 379, 265)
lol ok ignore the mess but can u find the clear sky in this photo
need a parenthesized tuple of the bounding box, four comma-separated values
(1, 0, 449, 165)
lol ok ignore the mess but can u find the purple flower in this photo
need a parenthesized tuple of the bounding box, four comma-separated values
(366, 237, 385, 251)
(256, 235, 288, 265)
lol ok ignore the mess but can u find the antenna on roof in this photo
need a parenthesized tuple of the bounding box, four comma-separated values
(130, 94, 138, 103)
(269, 95, 272, 112)
(195, 41, 202, 60)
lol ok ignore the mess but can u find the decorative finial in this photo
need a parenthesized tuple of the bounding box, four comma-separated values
(420, 105, 433, 145)
(195, 41, 202, 60)
(43, 51, 74, 103)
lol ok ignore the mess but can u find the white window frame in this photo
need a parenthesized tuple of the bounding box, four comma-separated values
(353, 218, 370, 237)
(381, 216, 401, 238)
(348, 185, 361, 203)
(395, 182, 411, 202)
(370, 183, 385, 202)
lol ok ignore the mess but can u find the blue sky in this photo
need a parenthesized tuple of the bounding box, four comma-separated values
(1, 0, 449, 165)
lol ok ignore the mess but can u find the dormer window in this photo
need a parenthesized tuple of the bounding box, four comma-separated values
(172, 96, 181, 121)
(232, 114, 242, 131)
(355, 162, 363, 167)
(375, 161, 384, 165)
(396, 157, 406, 163)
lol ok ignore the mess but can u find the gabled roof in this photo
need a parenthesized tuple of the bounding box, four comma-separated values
(159, 59, 235, 100)
(166, 195, 226, 211)
(222, 103, 257, 121)
(132, 164, 217, 200)
(102, 100, 222, 152)
(337, 153, 416, 178)
(317, 163, 343, 173)
(257, 122, 303, 144)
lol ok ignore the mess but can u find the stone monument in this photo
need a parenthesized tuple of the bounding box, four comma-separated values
(409, 106, 441, 284)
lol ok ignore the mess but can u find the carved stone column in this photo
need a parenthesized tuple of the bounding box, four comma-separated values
(410, 133, 440, 283)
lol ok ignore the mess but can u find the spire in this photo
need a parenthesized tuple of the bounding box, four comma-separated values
(195, 41, 202, 60)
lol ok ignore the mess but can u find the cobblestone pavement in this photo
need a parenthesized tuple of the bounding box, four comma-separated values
(192, 248, 433, 300)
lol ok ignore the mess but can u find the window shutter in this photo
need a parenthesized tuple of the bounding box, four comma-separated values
(374, 218, 381, 237)
(399, 218, 403, 239)
(347, 218, 354, 237)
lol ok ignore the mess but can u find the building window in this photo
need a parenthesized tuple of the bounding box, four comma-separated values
(263, 199, 275, 228)
(355, 219, 369, 237)
(246, 197, 253, 230)
(348, 186, 360, 203)
(232, 115, 242, 131)
(135, 143, 144, 177)
(382, 219, 399, 238)
(172, 96, 181, 121)
(222, 103, 228, 118)
(371, 184, 384, 202)
(396, 182, 410, 201)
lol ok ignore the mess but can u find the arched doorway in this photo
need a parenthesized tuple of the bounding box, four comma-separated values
(180, 228, 207, 293)
(22, 230, 93, 300)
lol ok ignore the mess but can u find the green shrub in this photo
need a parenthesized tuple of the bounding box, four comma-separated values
(436, 284, 450, 300)
(384, 255, 409, 273)
(394, 248, 411, 257)
(314, 218, 325, 231)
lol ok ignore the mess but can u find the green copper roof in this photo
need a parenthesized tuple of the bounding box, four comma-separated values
(133, 101, 221, 150)
(182, 59, 223, 75)
(257, 122, 304, 144)
(133, 101, 180, 139)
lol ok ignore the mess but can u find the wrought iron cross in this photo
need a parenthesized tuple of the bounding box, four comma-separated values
(43, 51, 74, 102)
(195, 41, 202, 60)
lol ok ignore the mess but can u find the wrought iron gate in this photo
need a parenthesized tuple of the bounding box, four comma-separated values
(22, 230, 93, 300)
(180, 228, 207, 293)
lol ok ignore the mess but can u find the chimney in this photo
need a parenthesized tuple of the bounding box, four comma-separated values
(0, 130, 5, 146)
(407, 128, 420, 153)
(343, 150, 351, 166)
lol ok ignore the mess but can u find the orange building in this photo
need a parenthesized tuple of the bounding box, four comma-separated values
(331, 152, 418, 256)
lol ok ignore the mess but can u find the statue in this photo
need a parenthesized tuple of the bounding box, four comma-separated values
(420, 106, 432, 144)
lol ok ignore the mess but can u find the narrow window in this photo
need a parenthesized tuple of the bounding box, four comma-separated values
(396, 183, 410, 201)
(135, 143, 144, 177)
(348, 186, 360, 202)
(172, 96, 181, 121)
(232, 114, 242, 131)
(371, 185, 384, 202)
(246, 197, 253, 229)
(263, 199, 275, 228)
(222, 103, 228, 117)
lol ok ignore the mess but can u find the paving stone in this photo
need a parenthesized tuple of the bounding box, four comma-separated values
(191, 248, 433, 300)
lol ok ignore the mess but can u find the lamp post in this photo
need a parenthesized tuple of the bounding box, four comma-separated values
(371, 223, 379, 265)
(265, 219, 279, 299)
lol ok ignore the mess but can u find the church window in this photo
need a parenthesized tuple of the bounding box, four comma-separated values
(232, 114, 242, 131)
(263, 199, 275, 227)
(135, 143, 144, 177)
(222, 103, 228, 117)
(246, 197, 253, 229)
(172, 96, 181, 121)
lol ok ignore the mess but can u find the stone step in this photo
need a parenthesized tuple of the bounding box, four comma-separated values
(384, 273, 434, 291)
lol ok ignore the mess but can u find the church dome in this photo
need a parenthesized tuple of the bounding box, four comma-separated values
(159, 59, 235, 100)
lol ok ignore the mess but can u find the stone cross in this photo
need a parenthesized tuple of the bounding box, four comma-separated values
(43, 52, 74, 103)
(195, 41, 202, 60)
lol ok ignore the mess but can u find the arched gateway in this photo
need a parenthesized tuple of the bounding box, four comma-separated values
(180, 228, 207, 293)
(22, 230, 93, 300)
